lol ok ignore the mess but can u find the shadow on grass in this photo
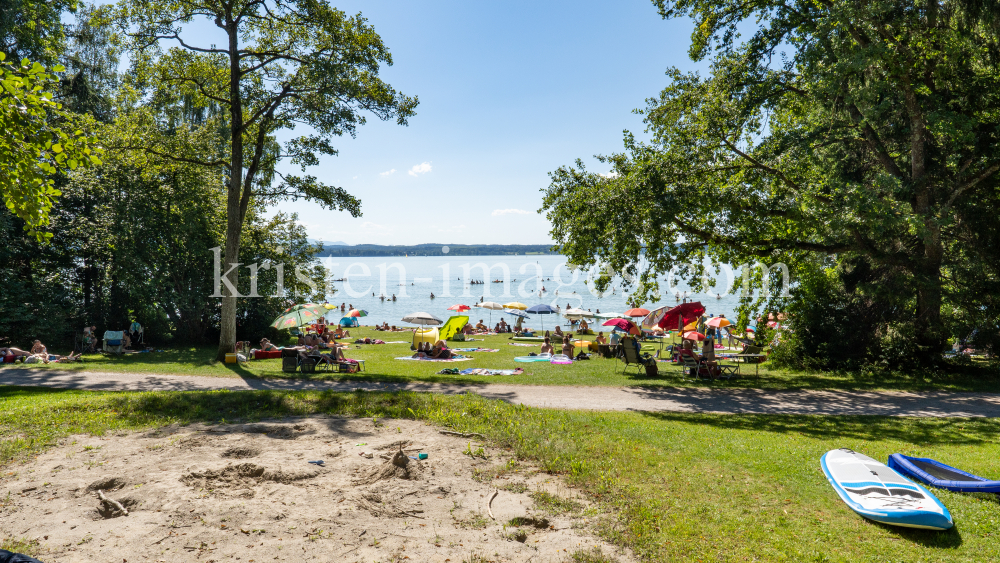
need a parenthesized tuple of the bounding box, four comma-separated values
(635, 410, 1000, 446)
(871, 520, 963, 548)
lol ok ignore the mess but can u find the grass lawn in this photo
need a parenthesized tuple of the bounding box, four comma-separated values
(15, 327, 1000, 392)
(2, 386, 1000, 561)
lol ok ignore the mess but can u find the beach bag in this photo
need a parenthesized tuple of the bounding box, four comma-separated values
(23, 356, 39, 364)
(645, 363, 659, 377)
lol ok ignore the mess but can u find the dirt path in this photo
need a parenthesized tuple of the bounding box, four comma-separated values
(2, 368, 1000, 417)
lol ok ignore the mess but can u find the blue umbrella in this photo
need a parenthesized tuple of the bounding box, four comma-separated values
(526, 304, 558, 314)
(526, 304, 557, 329)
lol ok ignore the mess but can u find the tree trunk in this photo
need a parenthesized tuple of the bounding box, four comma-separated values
(216, 17, 244, 362)
(914, 222, 945, 361)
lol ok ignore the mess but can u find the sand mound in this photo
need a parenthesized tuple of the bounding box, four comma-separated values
(220, 444, 261, 459)
(181, 463, 319, 490)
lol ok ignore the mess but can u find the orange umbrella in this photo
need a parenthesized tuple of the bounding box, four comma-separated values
(625, 307, 650, 318)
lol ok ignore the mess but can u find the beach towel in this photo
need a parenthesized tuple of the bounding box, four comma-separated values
(395, 356, 473, 362)
(451, 348, 499, 352)
(457, 368, 525, 376)
(508, 343, 537, 347)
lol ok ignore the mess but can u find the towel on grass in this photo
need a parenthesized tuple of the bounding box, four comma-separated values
(395, 356, 472, 362)
(451, 348, 499, 352)
(508, 343, 537, 347)
(459, 368, 524, 376)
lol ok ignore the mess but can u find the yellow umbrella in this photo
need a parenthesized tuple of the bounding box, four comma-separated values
(504, 302, 528, 310)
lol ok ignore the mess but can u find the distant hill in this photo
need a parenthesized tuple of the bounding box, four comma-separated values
(315, 243, 558, 257)
(309, 239, 349, 246)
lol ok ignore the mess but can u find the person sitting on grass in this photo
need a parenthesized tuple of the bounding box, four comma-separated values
(30, 340, 47, 357)
(475, 319, 487, 332)
(462, 323, 474, 335)
(595, 332, 608, 345)
(561, 335, 574, 357)
(578, 319, 591, 334)
(540, 337, 554, 355)
(553, 326, 564, 338)
(494, 323, 501, 333)
(333, 326, 350, 339)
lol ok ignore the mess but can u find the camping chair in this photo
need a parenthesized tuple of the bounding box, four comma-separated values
(102, 331, 125, 355)
(678, 349, 714, 380)
(618, 336, 657, 375)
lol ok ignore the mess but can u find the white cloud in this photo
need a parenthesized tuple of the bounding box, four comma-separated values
(353, 175, 358, 179)
(491, 208, 532, 216)
(599, 171, 619, 179)
(408, 162, 433, 177)
(379, 169, 396, 177)
(361, 221, 390, 230)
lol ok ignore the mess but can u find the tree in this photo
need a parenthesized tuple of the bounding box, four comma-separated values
(100, 0, 417, 360)
(0, 53, 103, 240)
(0, 0, 78, 65)
(542, 0, 1000, 363)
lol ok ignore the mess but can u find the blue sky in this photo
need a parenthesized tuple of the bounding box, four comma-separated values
(168, 1, 706, 245)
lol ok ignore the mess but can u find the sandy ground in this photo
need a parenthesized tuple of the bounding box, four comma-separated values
(4, 367, 1000, 416)
(0, 417, 631, 563)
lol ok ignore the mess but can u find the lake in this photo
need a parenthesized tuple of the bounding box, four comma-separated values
(314, 254, 746, 329)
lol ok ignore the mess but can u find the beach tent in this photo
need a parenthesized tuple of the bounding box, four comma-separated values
(339, 317, 360, 327)
(440, 315, 469, 340)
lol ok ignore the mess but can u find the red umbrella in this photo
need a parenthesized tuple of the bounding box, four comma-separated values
(624, 307, 650, 318)
(603, 318, 640, 335)
(448, 304, 471, 312)
(656, 302, 707, 330)
(683, 331, 706, 341)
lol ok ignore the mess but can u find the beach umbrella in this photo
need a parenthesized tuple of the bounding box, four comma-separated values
(448, 304, 471, 312)
(683, 331, 706, 341)
(603, 318, 640, 335)
(706, 317, 731, 328)
(504, 302, 528, 310)
(401, 312, 443, 326)
(478, 301, 504, 324)
(270, 303, 327, 329)
(746, 325, 757, 332)
(504, 309, 530, 318)
(625, 307, 650, 318)
(347, 309, 368, 317)
(526, 304, 558, 329)
(655, 302, 707, 342)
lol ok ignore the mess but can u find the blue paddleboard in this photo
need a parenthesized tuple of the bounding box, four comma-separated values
(821, 448, 953, 530)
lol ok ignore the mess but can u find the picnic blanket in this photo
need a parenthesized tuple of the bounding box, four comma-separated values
(395, 356, 473, 362)
(451, 348, 499, 352)
(462, 368, 524, 376)
(508, 343, 537, 347)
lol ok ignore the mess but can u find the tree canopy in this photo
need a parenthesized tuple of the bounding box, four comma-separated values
(0, 53, 102, 240)
(98, 0, 418, 359)
(543, 0, 1000, 364)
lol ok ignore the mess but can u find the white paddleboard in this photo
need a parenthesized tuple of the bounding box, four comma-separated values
(821, 448, 953, 530)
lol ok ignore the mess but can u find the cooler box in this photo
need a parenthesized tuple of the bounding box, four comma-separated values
(225, 353, 238, 364)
